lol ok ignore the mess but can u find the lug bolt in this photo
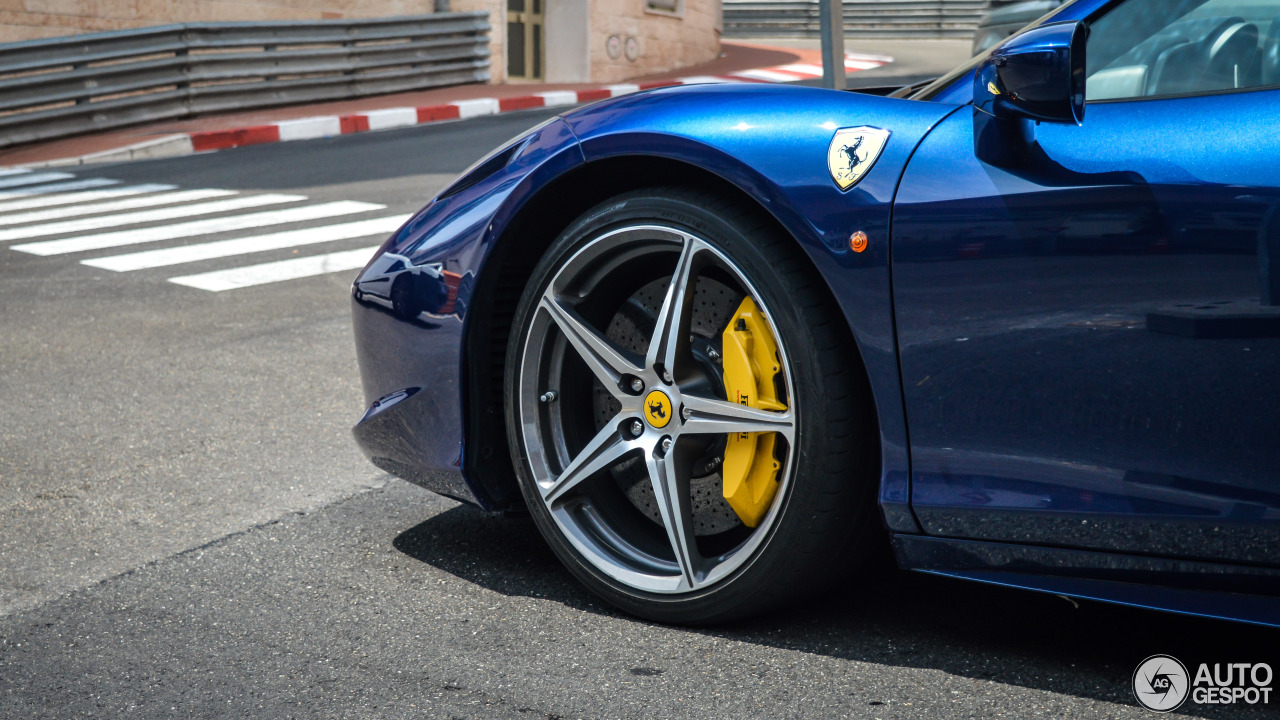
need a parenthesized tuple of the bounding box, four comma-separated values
(629, 378, 644, 393)
(630, 420, 644, 438)
(681, 406, 691, 421)
(661, 437, 673, 453)
(661, 369, 673, 384)
(539, 391, 558, 403)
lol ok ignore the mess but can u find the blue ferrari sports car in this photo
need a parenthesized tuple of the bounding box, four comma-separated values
(352, 0, 1280, 625)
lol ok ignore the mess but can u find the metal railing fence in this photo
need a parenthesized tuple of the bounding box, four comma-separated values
(724, 0, 990, 39)
(0, 13, 490, 148)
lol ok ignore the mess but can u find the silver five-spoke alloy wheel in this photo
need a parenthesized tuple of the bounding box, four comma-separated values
(516, 224, 796, 595)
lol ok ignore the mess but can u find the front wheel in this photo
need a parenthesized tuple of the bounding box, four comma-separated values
(504, 188, 879, 623)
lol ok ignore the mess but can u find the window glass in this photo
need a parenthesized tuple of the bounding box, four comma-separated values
(1088, 0, 1280, 100)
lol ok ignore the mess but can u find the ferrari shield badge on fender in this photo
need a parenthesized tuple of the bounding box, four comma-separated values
(827, 126, 890, 191)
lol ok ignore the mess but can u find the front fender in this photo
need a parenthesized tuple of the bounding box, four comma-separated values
(565, 84, 962, 531)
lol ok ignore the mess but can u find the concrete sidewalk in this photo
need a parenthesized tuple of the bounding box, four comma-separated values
(0, 39, 966, 169)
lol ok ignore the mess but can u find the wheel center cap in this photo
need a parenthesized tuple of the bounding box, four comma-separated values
(643, 389, 673, 429)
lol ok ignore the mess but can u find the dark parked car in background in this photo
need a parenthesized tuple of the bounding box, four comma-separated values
(973, 0, 1068, 54)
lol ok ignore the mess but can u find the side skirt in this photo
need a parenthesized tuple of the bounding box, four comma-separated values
(892, 534, 1280, 628)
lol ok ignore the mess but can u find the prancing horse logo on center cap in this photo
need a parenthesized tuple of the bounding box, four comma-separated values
(827, 126, 890, 191)
(644, 390, 672, 429)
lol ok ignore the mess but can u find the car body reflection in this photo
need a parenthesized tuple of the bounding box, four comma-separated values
(353, 252, 471, 321)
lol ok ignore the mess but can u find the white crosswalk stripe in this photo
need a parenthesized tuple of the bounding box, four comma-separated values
(0, 184, 176, 214)
(0, 178, 119, 198)
(13, 200, 384, 256)
(0, 189, 236, 228)
(84, 215, 410, 271)
(170, 246, 380, 292)
(0, 193, 304, 243)
(0, 172, 76, 189)
(4, 170, 405, 293)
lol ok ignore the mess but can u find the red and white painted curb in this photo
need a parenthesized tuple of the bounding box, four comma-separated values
(12, 52, 892, 168)
(189, 52, 891, 151)
(189, 82, 669, 152)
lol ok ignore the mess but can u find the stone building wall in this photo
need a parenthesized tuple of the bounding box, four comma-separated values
(586, 0, 721, 83)
(444, 0, 721, 84)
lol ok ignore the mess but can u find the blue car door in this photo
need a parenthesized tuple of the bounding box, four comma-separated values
(891, 0, 1280, 566)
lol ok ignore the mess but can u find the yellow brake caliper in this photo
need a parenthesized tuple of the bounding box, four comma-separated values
(720, 297, 787, 527)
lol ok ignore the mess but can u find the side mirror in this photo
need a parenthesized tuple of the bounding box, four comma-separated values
(974, 21, 1088, 125)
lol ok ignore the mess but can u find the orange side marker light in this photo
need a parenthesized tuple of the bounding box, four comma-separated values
(850, 231, 868, 253)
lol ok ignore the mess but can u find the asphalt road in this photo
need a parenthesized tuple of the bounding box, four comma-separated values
(1, 108, 1276, 719)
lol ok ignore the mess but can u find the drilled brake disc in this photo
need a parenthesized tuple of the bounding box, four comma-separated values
(593, 276, 744, 536)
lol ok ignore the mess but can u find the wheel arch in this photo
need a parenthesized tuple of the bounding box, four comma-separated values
(463, 153, 882, 512)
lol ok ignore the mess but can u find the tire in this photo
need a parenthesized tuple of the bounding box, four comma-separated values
(504, 187, 879, 623)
